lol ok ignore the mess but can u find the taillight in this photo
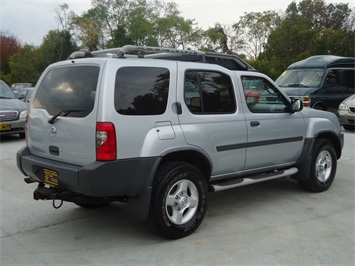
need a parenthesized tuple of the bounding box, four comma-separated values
(303, 96, 311, 107)
(96, 122, 116, 161)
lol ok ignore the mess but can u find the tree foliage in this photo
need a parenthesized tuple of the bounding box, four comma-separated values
(6, 45, 42, 85)
(233, 11, 281, 59)
(261, 0, 354, 78)
(0, 33, 21, 82)
(2, 0, 354, 84)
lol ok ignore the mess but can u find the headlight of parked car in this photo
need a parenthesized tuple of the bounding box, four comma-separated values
(338, 103, 348, 111)
(20, 110, 28, 118)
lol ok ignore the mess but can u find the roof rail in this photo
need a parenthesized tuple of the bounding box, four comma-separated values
(68, 45, 205, 60)
(66, 45, 255, 71)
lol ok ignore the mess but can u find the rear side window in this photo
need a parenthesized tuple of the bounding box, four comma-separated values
(34, 66, 99, 117)
(115, 67, 170, 115)
(184, 70, 236, 114)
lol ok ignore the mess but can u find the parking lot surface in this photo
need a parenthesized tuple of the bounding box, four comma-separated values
(1, 131, 354, 265)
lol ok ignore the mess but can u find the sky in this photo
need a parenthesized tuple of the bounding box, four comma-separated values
(1, 0, 353, 46)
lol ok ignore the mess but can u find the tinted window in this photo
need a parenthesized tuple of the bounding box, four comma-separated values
(184, 70, 236, 114)
(242, 76, 288, 113)
(34, 66, 99, 117)
(115, 67, 170, 115)
(344, 69, 355, 93)
(324, 70, 341, 87)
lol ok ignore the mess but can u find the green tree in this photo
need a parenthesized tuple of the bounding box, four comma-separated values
(199, 23, 238, 54)
(154, 15, 200, 49)
(5, 45, 42, 85)
(0, 33, 21, 82)
(38, 30, 78, 67)
(260, 0, 354, 78)
(71, 7, 106, 50)
(233, 11, 281, 59)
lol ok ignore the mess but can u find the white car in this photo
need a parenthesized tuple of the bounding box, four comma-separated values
(338, 94, 355, 131)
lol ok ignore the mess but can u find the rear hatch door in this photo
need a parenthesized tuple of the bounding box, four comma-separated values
(27, 60, 105, 166)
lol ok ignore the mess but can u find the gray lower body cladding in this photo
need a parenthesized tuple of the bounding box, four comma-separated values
(17, 146, 160, 198)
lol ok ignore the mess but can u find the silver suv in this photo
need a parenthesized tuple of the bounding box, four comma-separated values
(17, 46, 344, 239)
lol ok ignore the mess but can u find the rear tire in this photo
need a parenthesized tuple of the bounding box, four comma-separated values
(147, 162, 208, 239)
(298, 139, 337, 192)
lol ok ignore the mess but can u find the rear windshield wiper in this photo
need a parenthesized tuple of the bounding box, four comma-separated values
(48, 109, 86, 124)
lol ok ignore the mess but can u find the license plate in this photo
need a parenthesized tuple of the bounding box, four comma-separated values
(43, 168, 59, 187)
(0, 123, 11, 131)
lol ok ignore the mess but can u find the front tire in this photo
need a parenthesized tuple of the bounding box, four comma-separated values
(299, 139, 337, 192)
(147, 162, 208, 239)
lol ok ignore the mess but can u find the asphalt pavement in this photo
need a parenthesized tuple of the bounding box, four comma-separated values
(0, 131, 354, 265)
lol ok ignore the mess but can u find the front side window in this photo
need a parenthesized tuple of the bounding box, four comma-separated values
(115, 67, 170, 115)
(184, 70, 236, 114)
(242, 76, 288, 113)
(34, 66, 99, 117)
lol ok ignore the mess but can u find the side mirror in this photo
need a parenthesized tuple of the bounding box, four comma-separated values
(290, 99, 303, 113)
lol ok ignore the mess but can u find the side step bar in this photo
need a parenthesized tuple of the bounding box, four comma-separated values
(210, 167, 298, 192)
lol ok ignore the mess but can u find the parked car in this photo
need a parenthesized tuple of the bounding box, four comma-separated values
(0, 80, 28, 138)
(17, 46, 343, 239)
(338, 94, 355, 131)
(11, 82, 32, 95)
(276, 55, 355, 113)
(17, 87, 35, 103)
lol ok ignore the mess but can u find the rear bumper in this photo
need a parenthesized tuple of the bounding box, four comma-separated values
(17, 146, 160, 198)
(0, 119, 25, 135)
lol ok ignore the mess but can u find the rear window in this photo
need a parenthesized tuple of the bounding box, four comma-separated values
(184, 70, 236, 114)
(34, 65, 99, 117)
(114, 67, 170, 115)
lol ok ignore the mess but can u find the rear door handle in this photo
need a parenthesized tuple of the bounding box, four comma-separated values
(250, 121, 260, 127)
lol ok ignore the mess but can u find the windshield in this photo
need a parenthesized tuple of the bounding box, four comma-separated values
(276, 69, 325, 88)
(0, 81, 17, 99)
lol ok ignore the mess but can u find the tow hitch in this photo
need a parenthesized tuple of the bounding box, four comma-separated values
(33, 185, 74, 209)
(32, 183, 121, 209)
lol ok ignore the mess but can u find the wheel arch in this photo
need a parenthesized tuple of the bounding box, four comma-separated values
(293, 131, 342, 181)
(311, 101, 327, 111)
(129, 149, 212, 221)
(315, 132, 342, 159)
(160, 150, 212, 182)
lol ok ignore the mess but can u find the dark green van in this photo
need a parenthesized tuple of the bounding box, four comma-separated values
(276, 55, 355, 113)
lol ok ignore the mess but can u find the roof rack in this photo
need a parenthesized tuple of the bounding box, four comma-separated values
(68, 45, 204, 59)
(67, 45, 255, 71)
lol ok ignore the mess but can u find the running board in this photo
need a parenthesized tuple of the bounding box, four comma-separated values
(210, 167, 298, 192)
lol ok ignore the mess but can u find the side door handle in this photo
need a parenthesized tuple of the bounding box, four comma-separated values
(250, 121, 260, 127)
(175, 102, 182, 115)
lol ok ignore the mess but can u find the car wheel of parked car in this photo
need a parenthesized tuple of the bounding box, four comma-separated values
(147, 162, 208, 239)
(343, 125, 355, 131)
(19, 133, 25, 138)
(299, 139, 337, 192)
